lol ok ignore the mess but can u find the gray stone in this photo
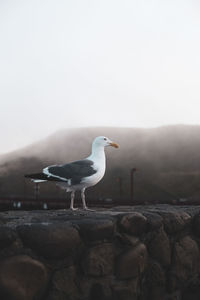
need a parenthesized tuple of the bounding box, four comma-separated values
(47, 266, 79, 300)
(165, 291, 182, 300)
(18, 223, 81, 259)
(147, 260, 166, 286)
(193, 213, 200, 236)
(182, 286, 200, 300)
(148, 287, 166, 300)
(169, 236, 200, 290)
(0, 255, 48, 300)
(89, 282, 111, 300)
(112, 279, 138, 300)
(79, 277, 113, 300)
(112, 286, 137, 300)
(158, 211, 191, 234)
(82, 243, 114, 276)
(119, 212, 147, 236)
(0, 227, 17, 249)
(116, 243, 148, 279)
(143, 212, 163, 231)
(118, 233, 140, 247)
(145, 261, 167, 299)
(75, 218, 115, 241)
(0, 206, 199, 300)
(147, 227, 171, 267)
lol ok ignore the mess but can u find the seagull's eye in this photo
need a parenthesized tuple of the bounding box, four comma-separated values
(104, 138, 107, 141)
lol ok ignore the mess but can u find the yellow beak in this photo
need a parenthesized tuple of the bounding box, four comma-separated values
(109, 142, 119, 148)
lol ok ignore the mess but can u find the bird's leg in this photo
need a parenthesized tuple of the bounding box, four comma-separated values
(81, 188, 88, 210)
(70, 191, 78, 210)
(81, 189, 94, 211)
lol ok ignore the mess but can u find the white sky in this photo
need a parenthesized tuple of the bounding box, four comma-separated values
(0, 0, 200, 154)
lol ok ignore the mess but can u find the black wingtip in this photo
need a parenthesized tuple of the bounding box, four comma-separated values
(24, 174, 31, 178)
(24, 173, 47, 180)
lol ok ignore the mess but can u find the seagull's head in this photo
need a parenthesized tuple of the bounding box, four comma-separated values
(93, 136, 119, 148)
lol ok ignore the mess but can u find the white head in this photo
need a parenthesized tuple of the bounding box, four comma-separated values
(92, 136, 119, 148)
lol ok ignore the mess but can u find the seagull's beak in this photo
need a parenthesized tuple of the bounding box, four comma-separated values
(109, 142, 119, 148)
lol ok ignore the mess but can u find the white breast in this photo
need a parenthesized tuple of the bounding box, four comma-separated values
(83, 143, 106, 188)
(81, 164, 106, 188)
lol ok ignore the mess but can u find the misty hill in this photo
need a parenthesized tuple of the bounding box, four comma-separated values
(1, 125, 200, 203)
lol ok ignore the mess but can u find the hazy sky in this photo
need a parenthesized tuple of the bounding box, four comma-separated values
(0, 0, 200, 154)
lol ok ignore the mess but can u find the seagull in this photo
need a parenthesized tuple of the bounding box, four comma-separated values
(25, 136, 119, 210)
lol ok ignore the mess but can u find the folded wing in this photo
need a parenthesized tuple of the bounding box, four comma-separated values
(44, 159, 97, 184)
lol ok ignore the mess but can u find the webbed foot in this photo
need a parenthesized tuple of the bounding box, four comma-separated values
(82, 207, 95, 211)
(69, 207, 78, 211)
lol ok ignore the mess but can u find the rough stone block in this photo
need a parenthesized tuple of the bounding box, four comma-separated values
(79, 277, 113, 300)
(47, 266, 79, 300)
(116, 243, 148, 279)
(75, 218, 115, 241)
(147, 260, 166, 287)
(112, 285, 137, 300)
(112, 278, 138, 300)
(147, 227, 171, 267)
(89, 282, 111, 300)
(82, 243, 114, 276)
(143, 212, 163, 231)
(119, 212, 147, 236)
(118, 233, 140, 247)
(169, 236, 200, 290)
(158, 211, 191, 234)
(0, 205, 199, 300)
(17, 223, 81, 259)
(0, 227, 17, 249)
(193, 213, 200, 236)
(0, 255, 48, 300)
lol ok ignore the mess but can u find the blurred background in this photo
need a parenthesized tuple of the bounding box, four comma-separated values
(1, 125, 200, 209)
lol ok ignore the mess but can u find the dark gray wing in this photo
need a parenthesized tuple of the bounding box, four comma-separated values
(47, 159, 97, 185)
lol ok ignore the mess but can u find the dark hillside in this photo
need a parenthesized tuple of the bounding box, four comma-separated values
(0, 125, 200, 203)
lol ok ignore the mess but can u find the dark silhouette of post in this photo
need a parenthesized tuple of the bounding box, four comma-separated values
(130, 168, 137, 203)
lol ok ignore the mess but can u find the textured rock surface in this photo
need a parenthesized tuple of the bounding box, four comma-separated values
(0, 227, 17, 249)
(82, 243, 114, 276)
(169, 236, 200, 291)
(18, 223, 81, 259)
(47, 266, 79, 300)
(0, 255, 48, 300)
(119, 212, 147, 235)
(147, 227, 171, 267)
(116, 243, 148, 279)
(0, 205, 200, 300)
(76, 218, 115, 241)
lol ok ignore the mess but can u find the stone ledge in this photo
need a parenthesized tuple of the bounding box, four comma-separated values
(0, 204, 200, 300)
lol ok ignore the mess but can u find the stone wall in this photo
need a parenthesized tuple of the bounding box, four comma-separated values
(0, 205, 200, 300)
